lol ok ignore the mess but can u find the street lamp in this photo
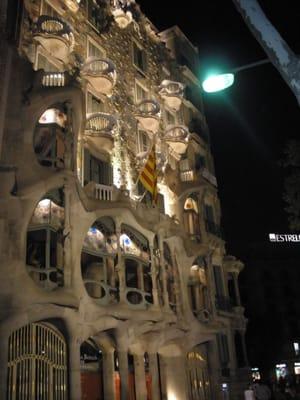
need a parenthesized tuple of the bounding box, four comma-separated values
(202, 58, 270, 93)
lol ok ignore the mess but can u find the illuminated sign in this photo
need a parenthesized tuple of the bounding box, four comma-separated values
(269, 233, 300, 243)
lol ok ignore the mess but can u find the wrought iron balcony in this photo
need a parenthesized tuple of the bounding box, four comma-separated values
(205, 219, 222, 238)
(135, 99, 160, 133)
(33, 15, 74, 63)
(165, 125, 189, 155)
(159, 80, 185, 111)
(215, 295, 233, 312)
(81, 57, 117, 95)
(85, 112, 117, 152)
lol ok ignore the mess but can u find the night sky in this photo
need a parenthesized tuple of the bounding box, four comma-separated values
(138, 0, 300, 260)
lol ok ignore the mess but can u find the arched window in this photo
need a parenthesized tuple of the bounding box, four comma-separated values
(121, 225, 152, 307)
(81, 217, 119, 304)
(188, 256, 210, 321)
(26, 188, 64, 290)
(7, 322, 67, 398)
(80, 338, 104, 399)
(34, 106, 68, 169)
(183, 193, 201, 241)
(187, 344, 211, 400)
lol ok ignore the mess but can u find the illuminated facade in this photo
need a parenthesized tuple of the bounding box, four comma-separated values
(0, 0, 249, 399)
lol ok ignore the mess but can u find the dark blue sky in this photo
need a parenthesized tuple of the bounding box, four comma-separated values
(138, 0, 300, 259)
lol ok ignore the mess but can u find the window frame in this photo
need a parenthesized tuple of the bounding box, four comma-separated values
(132, 40, 147, 74)
(86, 90, 105, 114)
(86, 36, 106, 59)
(134, 80, 148, 104)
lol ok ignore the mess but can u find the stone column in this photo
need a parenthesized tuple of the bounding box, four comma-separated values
(149, 245, 159, 307)
(149, 353, 161, 400)
(63, 181, 72, 288)
(133, 353, 147, 400)
(103, 350, 116, 400)
(118, 350, 129, 400)
(69, 337, 82, 400)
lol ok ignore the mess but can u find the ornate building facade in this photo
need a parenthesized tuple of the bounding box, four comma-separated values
(0, 0, 249, 399)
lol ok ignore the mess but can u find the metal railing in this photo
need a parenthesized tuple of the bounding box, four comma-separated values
(35, 15, 73, 44)
(136, 99, 160, 115)
(85, 112, 117, 135)
(42, 72, 66, 87)
(81, 57, 117, 83)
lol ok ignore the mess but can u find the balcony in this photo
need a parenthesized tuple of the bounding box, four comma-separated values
(111, 7, 133, 29)
(65, 0, 81, 12)
(180, 170, 195, 182)
(205, 219, 222, 238)
(135, 99, 160, 133)
(85, 112, 117, 152)
(215, 295, 233, 312)
(33, 16, 74, 64)
(81, 58, 117, 95)
(41, 71, 67, 87)
(159, 80, 185, 111)
(84, 181, 117, 202)
(165, 125, 189, 155)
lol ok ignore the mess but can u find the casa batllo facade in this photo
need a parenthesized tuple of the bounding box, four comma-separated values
(0, 0, 249, 399)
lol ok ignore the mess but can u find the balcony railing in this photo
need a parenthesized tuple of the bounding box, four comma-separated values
(215, 295, 233, 312)
(85, 112, 117, 135)
(42, 72, 66, 87)
(33, 15, 74, 63)
(111, 6, 133, 29)
(94, 183, 114, 201)
(165, 125, 189, 155)
(159, 80, 185, 111)
(180, 170, 194, 182)
(135, 99, 160, 133)
(81, 57, 117, 95)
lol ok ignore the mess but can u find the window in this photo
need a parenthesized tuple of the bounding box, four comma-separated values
(183, 195, 201, 240)
(204, 204, 214, 222)
(84, 149, 113, 186)
(86, 0, 102, 31)
(137, 129, 150, 153)
(87, 39, 105, 58)
(213, 265, 224, 297)
(87, 92, 105, 114)
(36, 53, 59, 72)
(133, 42, 147, 72)
(217, 334, 230, 373)
(135, 82, 148, 103)
(195, 153, 206, 170)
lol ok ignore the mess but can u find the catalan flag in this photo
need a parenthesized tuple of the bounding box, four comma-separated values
(138, 145, 158, 204)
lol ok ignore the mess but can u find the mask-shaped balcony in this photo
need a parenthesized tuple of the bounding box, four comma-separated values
(165, 125, 190, 155)
(81, 58, 117, 95)
(65, 0, 81, 12)
(159, 80, 185, 111)
(112, 7, 133, 29)
(85, 113, 117, 153)
(135, 99, 160, 134)
(33, 15, 74, 64)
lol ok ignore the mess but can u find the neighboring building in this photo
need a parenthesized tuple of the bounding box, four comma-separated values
(239, 242, 300, 384)
(0, 1, 249, 399)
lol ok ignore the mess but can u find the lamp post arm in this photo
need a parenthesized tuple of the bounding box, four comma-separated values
(232, 58, 270, 73)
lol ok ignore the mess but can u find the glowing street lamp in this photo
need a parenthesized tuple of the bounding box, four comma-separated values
(202, 58, 270, 93)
